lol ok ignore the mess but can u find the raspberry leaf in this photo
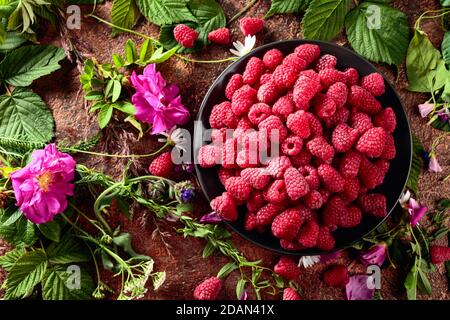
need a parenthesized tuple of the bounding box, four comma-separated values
(42, 265, 95, 300)
(136, 0, 197, 26)
(188, 0, 226, 45)
(442, 31, 450, 64)
(345, 2, 409, 65)
(111, 0, 141, 35)
(302, 0, 350, 41)
(266, 0, 310, 18)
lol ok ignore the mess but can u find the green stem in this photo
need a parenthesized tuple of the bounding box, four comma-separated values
(69, 202, 107, 234)
(174, 54, 237, 64)
(227, 0, 259, 25)
(415, 9, 450, 30)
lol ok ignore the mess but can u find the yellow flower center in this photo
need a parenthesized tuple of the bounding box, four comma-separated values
(37, 172, 53, 192)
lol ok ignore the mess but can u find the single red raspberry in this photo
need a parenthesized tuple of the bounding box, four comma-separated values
(322, 195, 347, 227)
(361, 73, 385, 96)
(231, 84, 257, 116)
(294, 44, 321, 65)
(284, 167, 309, 200)
(274, 257, 301, 280)
(324, 106, 349, 128)
(319, 68, 346, 88)
(263, 48, 284, 70)
(290, 149, 312, 167)
(243, 57, 265, 85)
(306, 137, 335, 162)
(314, 54, 337, 72)
(264, 179, 288, 204)
(194, 277, 222, 300)
(318, 164, 345, 193)
(297, 219, 319, 247)
(248, 103, 272, 124)
(332, 123, 359, 152)
(281, 135, 303, 156)
(241, 168, 271, 190)
(173, 24, 198, 48)
(359, 157, 384, 189)
(257, 81, 280, 103)
(344, 68, 359, 86)
(258, 115, 288, 143)
(236, 148, 259, 168)
(340, 205, 362, 228)
(326, 82, 348, 108)
(225, 176, 252, 201)
(256, 203, 284, 225)
(266, 156, 292, 179)
(316, 227, 335, 251)
(283, 288, 301, 300)
(304, 190, 324, 209)
(209, 101, 238, 129)
(244, 212, 258, 231)
(272, 208, 303, 240)
(283, 53, 307, 72)
(348, 86, 382, 115)
(280, 239, 303, 251)
(298, 165, 320, 190)
(218, 167, 237, 186)
(430, 246, 450, 264)
(272, 64, 298, 89)
(210, 192, 238, 221)
(373, 107, 397, 133)
(305, 112, 323, 137)
(287, 110, 311, 139)
(239, 17, 264, 36)
(358, 193, 387, 218)
(313, 93, 337, 119)
(341, 177, 360, 202)
(293, 73, 322, 110)
(225, 74, 243, 100)
(350, 112, 373, 135)
(149, 151, 173, 178)
(198, 145, 220, 168)
(375, 159, 390, 175)
(233, 116, 254, 140)
(356, 127, 387, 158)
(322, 265, 349, 288)
(208, 27, 230, 45)
(273, 95, 295, 120)
(319, 189, 330, 204)
(211, 128, 228, 146)
(247, 190, 265, 212)
(380, 134, 396, 160)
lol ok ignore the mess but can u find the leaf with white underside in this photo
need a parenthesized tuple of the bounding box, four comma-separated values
(136, 0, 196, 26)
(0, 45, 65, 86)
(266, 0, 310, 18)
(345, 2, 409, 65)
(111, 0, 140, 35)
(302, 0, 350, 41)
(0, 88, 54, 144)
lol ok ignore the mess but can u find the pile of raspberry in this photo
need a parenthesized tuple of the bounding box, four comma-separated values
(197, 44, 397, 252)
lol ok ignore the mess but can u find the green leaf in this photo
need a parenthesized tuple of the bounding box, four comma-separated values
(345, 2, 409, 65)
(0, 247, 26, 272)
(1, 208, 22, 226)
(151, 271, 166, 290)
(42, 265, 94, 300)
(302, 0, 350, 41)
(406, 30, 443, 92)
(217, 262, 238, 278)
(0, 45, 65, 86)
(112, 53, 125, 69)
(433, 60, 450, 91)
(431, 115, 450, 132)
(124, 39, 137, 64)
(406, 135, 424, 194)
(266, 0, 310, 18)
(112, 232, 151, 260)
(235, 278, 246, 299)
(113, 102, 135, 115)
(149, 46, 178, 63)
(139, 38, 152, 63)
(188, 0, 226, 45)
(404, 264, 418, 300)
(136, 0, 196, 26)
(0, 88, 54, 144)
(37, 221, 61, 242)
(417, 269, 432, 295)
(4, 249, 48, 299)
(111, 80, 121, 102)
(111, 0, 140, 35)
(84, 91, 104, 101)
(0, 31, 26, 53)
(442, 31, 450, 64)
(97, 104, 113, 129)
(441, 0, 450, 6)
(202, 241, 215, 258)
(47, 233, 90, 265)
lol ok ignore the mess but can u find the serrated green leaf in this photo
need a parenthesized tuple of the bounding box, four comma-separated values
(4, 249, 48, 299)
(0, 31, 26, 53)
(37, 221, 61, 242)
(0, 88, 54, 143)
(406, 135, 424, 194)
(111, 0, 140, 35)
(136, 0, 196, 26)
(188, 0, 226, 45)
(302, 0, 350, 41)
(442, 31, 450, 64)
(345, 2, 409, 65)
(97, 104, 113, 129)
(0, 45, 65, 86)
(406, 30, 442, 92)
(42, 265, 94, 300)
(0, 247, 26, 272)
(46, 233, 90, 264)
(266, 0, 310, 18)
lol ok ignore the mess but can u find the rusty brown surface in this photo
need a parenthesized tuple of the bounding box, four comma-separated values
(0, 0, 449, 300)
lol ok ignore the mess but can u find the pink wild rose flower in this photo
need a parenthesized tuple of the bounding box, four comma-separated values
(10, 144, 76, 224)
(130, 64, 189, 134)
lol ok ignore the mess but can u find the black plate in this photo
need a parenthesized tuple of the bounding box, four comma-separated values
(194, 40, 412, 256)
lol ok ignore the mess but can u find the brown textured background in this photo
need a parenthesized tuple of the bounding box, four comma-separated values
(0, 0, 449, 300)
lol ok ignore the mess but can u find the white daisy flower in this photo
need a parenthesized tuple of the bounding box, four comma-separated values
(298, 255, 321, 268)
(230, 35, 256, 57)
